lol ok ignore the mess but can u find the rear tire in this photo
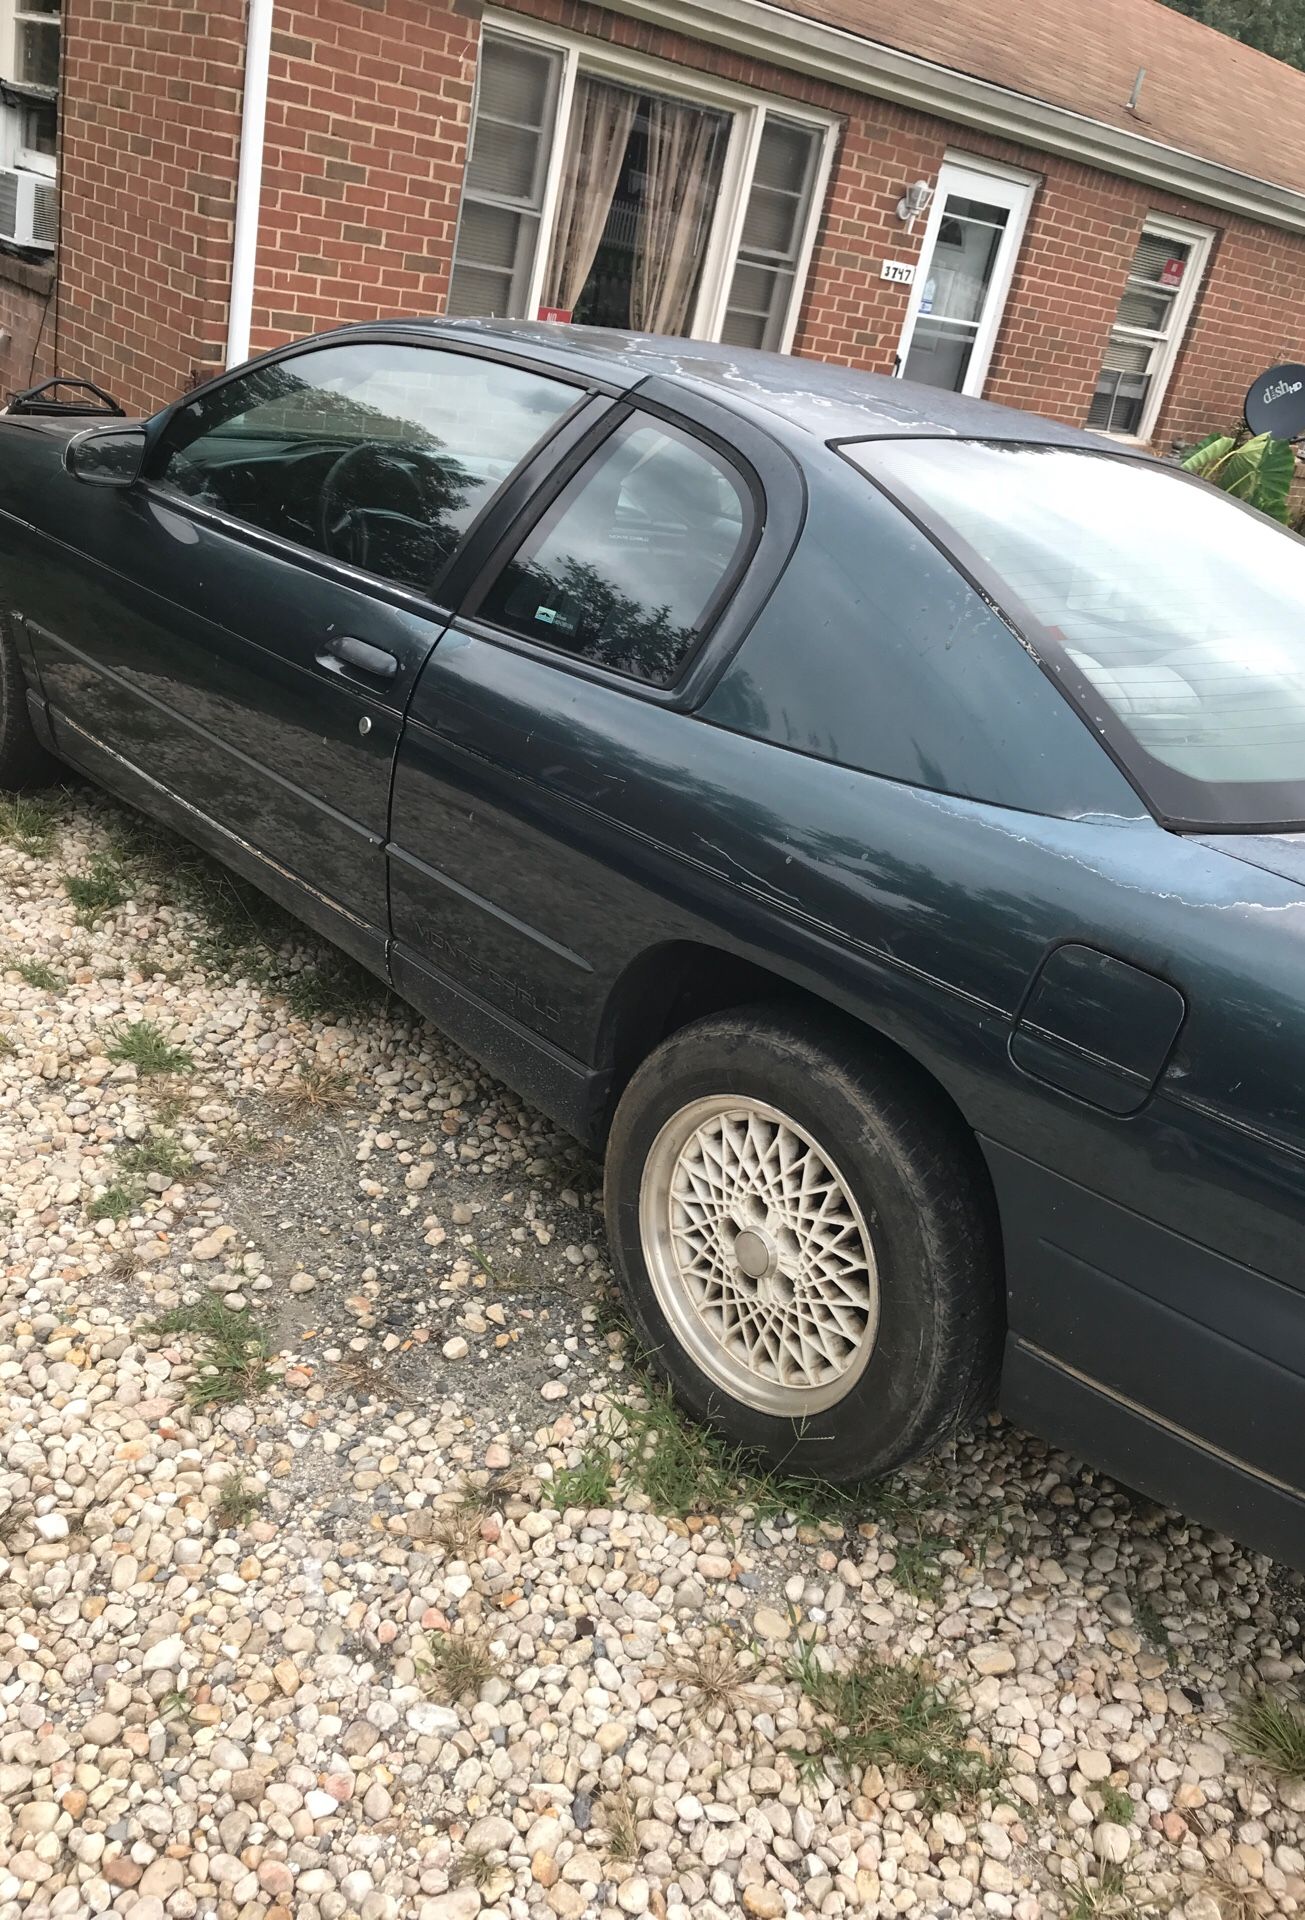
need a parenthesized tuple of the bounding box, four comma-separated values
(603, 1004, 1002, 1482)
(0, 614, 54, 790)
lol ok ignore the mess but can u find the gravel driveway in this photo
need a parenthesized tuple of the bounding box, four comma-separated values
(1, 787, 1303, 1920)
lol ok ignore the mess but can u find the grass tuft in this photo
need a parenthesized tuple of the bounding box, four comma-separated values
(599, 1780, 640, 1862)
(1097, 1782, 1135, 1827)
(0, 1031, 15, 1057)
(88, 1180, 144, 1222)
(1131, 1591, 1172, 1655)
(15, 957, 65, 992)
(429, 1485, 490, 1560)
(1233, 1688, 1305, 1780)
(119, 1130, 194, 1184)
(214, 1470, 264, 1528)
(63, 854, 128, 926)
(105, 1019, 193, 1077)
(452, 1847, 498, 1892)
(0, 794, 59, 855)
(549, 1438, 615, 1511)
(671, 1630, 766, 1716)
(418, 1625, 499, 1703)
(1066, 1865, 1143, 1920)
(143, 1297, 271, 1407)
(789, 1639, 1002, 1809)
(273, 1063, 355, 1115)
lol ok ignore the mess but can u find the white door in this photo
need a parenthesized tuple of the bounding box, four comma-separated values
(895, 159, 1036, 397)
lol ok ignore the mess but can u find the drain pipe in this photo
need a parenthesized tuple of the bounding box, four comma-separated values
(226, 0, 274, 369)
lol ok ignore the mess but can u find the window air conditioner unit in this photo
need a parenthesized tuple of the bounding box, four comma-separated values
(0, 168, 56, 250)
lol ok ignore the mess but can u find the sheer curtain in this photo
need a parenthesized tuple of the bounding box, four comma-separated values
(541, 77, 637, 314)
(630, 98, 726, 335)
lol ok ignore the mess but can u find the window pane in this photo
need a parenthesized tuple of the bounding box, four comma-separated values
(856, 438, 1305, 825)
(157, 345, 576, 594)
(1087, 226, 1201, 433)
(448, 34, 560, 319)
(1130, 230, 1190, 287)
(17, 19, 58, 87)
(479, 419, 749, 685)
(1115, 286, 1174, 332)
(723, 117, 819, 352)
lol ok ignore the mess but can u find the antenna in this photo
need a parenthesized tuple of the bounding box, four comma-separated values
(1126, 67, 1145, 113)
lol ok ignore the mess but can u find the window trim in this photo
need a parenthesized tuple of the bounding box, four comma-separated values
(459, 11, 839, 353)
(1090, 213, 1214, 444)
(893, 152, 1039, 398)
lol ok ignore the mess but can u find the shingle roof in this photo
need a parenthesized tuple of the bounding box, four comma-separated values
(775, 0, 1305, 197)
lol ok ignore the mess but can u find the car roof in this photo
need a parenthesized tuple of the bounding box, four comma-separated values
(372, 317, 1104, 450)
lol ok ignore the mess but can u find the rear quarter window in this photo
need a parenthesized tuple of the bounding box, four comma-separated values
(700, 463, 1141, 819)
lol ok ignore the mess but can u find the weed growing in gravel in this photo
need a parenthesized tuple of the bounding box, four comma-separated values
(419, 1625, 499, 1702)
(671, 1630, 767, 1716)
(285, 955, 384, 1023)
(214, 1471, 264, 1528)
(1233, 1687, 1305, 1779)
(0, 793, 59, 854)
(15, 957, 65, 992)
(429, 1485, 489, 1559)
(145, 1298, 272, 1407)
(160, 1688, 197, 1726)
(105, 1019, 193, 1077)
(788, 1638, 1002, 1809)
(1097, 1782, 1135, 1826)
(0, 1032, 14, 1056)
(0, 1498, 33, 1546)
(119, 1130, 194, 1184)
(888, 1534, 948, 1601)
(63, 854, 129, 926)
(549, 1438, 615, 1510)
(88, 1180, 144, 1223)
(105, 1247, 142, 1283)
(599, 1780, 640, 1862)
(273, 1063, 355, 1115)
(1131, 1591, 1172, 1655)
(1065, 1865, 1146, 1919)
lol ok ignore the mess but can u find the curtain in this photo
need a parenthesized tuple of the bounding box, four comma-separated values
(630, 97, 725, 335)
(542, 77, 637, 314)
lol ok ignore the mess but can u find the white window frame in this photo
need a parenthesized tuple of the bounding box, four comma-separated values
(1090, 213, 1214, 444)
(893, 153, 1038, 398)
(463, 11, 838, 352)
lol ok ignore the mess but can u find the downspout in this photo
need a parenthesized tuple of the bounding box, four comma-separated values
(226, 0, 274, 369)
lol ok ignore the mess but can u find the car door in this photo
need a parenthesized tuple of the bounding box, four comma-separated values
(387, 386, 801, 1129)
(24, 336, 587, 959)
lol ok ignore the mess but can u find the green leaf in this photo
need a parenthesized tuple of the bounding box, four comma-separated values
(1251, 435, 1296, 523)
(1181, 433, 1237, 475)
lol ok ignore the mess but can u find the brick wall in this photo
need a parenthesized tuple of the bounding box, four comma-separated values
(55, 0, 246, 417)
(47, 0, 1305, 446)
(0, 251, 54, 403)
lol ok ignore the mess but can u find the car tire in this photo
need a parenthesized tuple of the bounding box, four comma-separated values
(604, 1003, 1002, 1482)
(0, 611, 54, 790)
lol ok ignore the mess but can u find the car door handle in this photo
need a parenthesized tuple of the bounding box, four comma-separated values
(317, 635, 399, 680)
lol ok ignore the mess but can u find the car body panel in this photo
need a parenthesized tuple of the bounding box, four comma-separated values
(3, 322, 1305, 1564)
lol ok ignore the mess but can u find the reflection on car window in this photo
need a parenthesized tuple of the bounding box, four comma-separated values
(478, 418, 749, 686)
(852, 438, 1305, 828)
(154, 344, 576, 595)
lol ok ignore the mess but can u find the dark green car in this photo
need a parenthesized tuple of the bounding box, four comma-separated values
(2, 322, 1303, 1565)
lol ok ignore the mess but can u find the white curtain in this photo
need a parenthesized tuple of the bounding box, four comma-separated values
(630, 97, 725, 335)
(542, 77, 637, 314)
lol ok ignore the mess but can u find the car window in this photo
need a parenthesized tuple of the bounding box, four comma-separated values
(153, 343, 578, 596)
(849, 438, 1305, 828)
(475, 417, 750, 686)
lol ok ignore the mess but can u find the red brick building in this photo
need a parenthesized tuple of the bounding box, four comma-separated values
(8, 0, 1305, 449)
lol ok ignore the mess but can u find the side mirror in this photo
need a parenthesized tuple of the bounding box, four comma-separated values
(65, 423, 148, 488)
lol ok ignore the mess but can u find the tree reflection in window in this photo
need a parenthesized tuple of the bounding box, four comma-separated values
(480, 418, 749, 686)
(156, 345, 575, 596)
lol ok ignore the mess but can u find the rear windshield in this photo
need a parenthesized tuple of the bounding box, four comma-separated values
(846, 438, 1305, 829)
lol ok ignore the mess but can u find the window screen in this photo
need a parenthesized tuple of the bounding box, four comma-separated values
(477, 417, 750, 685)
(446, 35, 562, 319)
(1088, 225, 1204, 436)
(721, 118, 821, 351)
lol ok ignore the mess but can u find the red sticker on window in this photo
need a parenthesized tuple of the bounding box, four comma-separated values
(537, 306, 573, 324)
(1159, 258, 1184, 287)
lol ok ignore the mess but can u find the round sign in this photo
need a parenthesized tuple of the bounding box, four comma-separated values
(1244, 362, 1305, 439)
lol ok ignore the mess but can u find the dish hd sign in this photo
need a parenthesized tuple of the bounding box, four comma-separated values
(1245, 362, 1305, 440)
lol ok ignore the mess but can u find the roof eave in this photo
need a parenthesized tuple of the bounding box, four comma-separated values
(604, 0, 1305, 234)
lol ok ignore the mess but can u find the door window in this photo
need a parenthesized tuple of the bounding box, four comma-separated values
(895, 160, 1036, 397)
(154, 343, 578, 595)
(475, 416, 750, 685)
